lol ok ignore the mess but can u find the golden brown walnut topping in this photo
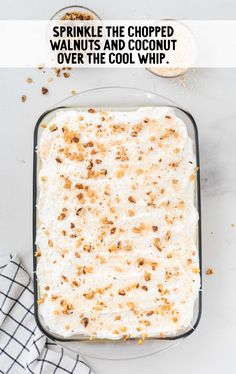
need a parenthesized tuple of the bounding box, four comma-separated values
(34, 250, 41, 257)
(144, 271, 151, 282)
(116, 169, 125, 178)
(152, 226, 158, 232)
(77, 153, 84, 162)
(48, 240, 53, 247)
(83, 141, 94, 148)
(49, 124, 58, 132)
(83, 244, 92, 252)
(128, 196, 136, 204)
(75, 183, 84, 189)
(76, 208, 83, 216)
(83, 290, 95, 299)
(165, 230, 171, 241)
(80, 317, 89, 327)
(57, 212, 66, 221)
(118, 289, 126, 296)
(153, 238, 162, 251)
(72, 280, 79, 287)
(77, 193, 84, 202)
(128, 210, 135, 217)
(42, 87, 48, 95)
(72, 136, 79, 143)
(100, 169, 107, 175)
(37, 298, 44, 304)
(61, 12, 93, 20)
(77, 266, 93, 275)
(64, 179, 72, 189)
(55, 157, 62, 163)
(88, 108, 96, 113)
(206, 267, 214, 275)
(137, 258, 145, 267)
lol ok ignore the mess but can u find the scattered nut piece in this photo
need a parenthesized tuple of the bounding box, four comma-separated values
(118, 289, 126, 296)
(153, 238, 162, 251)
(21, 95, 27, 102)
(42, 87, 49, 95)
(206, 267, 214, 275)
(34, 250, 41, 257)
(128, 196, 136, 204)
(80, 317, 89, 327)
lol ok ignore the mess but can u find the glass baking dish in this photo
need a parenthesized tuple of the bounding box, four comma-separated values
(33, 86, 202, 359)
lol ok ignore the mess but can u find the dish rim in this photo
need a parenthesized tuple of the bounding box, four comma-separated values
(33, 86, 202, 343)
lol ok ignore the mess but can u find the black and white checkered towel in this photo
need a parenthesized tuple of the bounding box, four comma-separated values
(0, 254, 94, 374)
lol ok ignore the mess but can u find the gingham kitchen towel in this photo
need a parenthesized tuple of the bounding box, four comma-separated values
(0, 254, 94, 374)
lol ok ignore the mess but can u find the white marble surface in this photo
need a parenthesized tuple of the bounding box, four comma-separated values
(0, 0, 236, 373)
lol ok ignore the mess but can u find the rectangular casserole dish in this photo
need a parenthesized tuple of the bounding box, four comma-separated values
(33, 87, 202, 343)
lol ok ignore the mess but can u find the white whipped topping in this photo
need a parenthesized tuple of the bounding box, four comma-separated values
(36, 107, 200, 339)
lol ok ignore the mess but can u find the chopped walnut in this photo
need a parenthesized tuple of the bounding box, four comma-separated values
(165, 230, 171, 241)
(83, 244, 92, 252)
(42, 87, 48, 95)
(80, 317, 89, 327)
(128, 196, 136, 203)
(153, 238, 162, 251)
(37, 298, 45, 304)
(118, 289, 126, 296)
(57, 212, 66, 221)
(63, 179, 71, 189)
(34, 250, 41, 257)
(49, 124, 58, 132)
(83, 290, 95, 299)
(83, 141, 94, 148)
(206, 267, 214, 275)
(144, 271, 151, 281)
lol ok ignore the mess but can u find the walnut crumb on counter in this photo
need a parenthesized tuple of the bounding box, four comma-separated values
(206, 268, 214, 275)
